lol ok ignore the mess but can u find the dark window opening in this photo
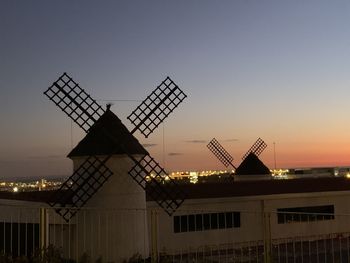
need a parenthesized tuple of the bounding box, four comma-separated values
(195, 214, 203, 231)
(180, 215, 188, 232)
(188, 215, 195, 232)
(203, 214, 210, 230)
(277, 205, 334, 224)
(233, 212, 241, 227)
(174, 211, 240, 233)
(210, 213, 218, 229)
(174, 216, 180, 233)
(218, 213, 225, 229)
(226, 212, 233, 228)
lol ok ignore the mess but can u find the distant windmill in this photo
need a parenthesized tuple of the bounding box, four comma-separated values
(207, 137, 267, 170)
(44, 73, 187, 221)
(207, 138, 236, 169)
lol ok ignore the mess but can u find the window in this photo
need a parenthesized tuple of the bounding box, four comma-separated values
(173, 216, 180, 233)
(188, 215, 195, 232)
(174, 212, 240, 233)
(226, 212, 233, 228)
(277, 205, 334, 224)
(218, 213, 225, 229)
(180, 215, 188, 232)
(203, 214, 210, 230)
(233, 211, 241, 227)
(195, 214, 203, 231)
(210, 213, 218, 229)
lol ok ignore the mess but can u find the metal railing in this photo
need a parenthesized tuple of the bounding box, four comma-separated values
(0, 205, 149, 262)
(159, 235, 350, 263)
(0, 205, 349, 262)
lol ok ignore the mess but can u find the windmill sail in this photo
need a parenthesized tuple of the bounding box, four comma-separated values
(44, 73, 187, 221)
(207, 138, 236, 169)
(242, 137, 267, 160)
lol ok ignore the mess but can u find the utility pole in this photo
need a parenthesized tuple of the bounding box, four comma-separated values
(273, 142, 277, 169)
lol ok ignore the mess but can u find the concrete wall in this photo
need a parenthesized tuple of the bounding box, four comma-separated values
(148, 190, 350, 254)
(264, 191, 350, 240)
(148, 196, 264, 253)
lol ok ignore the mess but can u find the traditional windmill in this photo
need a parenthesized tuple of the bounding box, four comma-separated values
(207, 137, 270, 177)
(44, 73, 187, 222)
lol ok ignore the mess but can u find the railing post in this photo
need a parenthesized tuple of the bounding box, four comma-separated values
(262, 201, 272, 263)
(39, 208, 49, 252)
(264, 212, 272, 263)
(150, 210, 158, 263)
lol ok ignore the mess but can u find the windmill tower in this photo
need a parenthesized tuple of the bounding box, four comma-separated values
(44, 73, 187, 261)
(207, 137, 271, 180)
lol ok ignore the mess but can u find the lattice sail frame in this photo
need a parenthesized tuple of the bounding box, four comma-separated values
(128, 155, 185, 215)
(207, 138, 236, 169)
(44, 73, 187, 221)
(51, 156, 113, 221)
(242, 137, 267, 160)
(128, 77, 187, 138)
(44, 73, 105, 132)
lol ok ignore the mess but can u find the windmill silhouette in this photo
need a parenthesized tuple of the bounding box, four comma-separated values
(207, 138, 236, 169)
(44, 73, 187, 221)
(207, 137, 267, 171)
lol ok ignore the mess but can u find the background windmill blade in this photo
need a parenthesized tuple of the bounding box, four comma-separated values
(128, 154, 185, 215)
(49, 155, 113, 222)
(127, 77, 187, 138)
(242, 137, 267, 160)
(44, 73, 105, 132)
(207, 138, 236, 169)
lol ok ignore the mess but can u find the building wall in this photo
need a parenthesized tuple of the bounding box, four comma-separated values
(148, 197, 264, 253)
(147, 190, 350, 254)
(264, 191, 350, 240)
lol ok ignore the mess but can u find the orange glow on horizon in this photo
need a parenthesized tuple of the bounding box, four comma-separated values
(151, 143, 350, 172)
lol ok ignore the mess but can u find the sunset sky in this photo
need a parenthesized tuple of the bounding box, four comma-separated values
(1, 0, 350, 179)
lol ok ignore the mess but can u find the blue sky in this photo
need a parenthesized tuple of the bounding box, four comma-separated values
(1, 0, 350, 178)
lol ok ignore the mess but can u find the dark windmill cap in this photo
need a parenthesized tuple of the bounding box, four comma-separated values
(235, 152, 271, 175)
(68, 109, 148, 158)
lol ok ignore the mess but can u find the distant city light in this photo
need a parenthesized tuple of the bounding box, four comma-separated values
(0, 166, 349, 194)
(189, 172, 198, 184)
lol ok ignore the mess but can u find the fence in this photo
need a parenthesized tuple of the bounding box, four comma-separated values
(0, 205, 149, 262)
(0, 204, 349, 262)
(161, 234, 350, 263)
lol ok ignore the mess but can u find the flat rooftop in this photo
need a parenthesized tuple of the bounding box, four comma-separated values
(1, 177, 350, 203)
(146, 177, 350, 201)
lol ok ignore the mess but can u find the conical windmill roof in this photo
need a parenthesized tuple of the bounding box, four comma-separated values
(68, 109, 148, 158)
(235, 152, 271, 175)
